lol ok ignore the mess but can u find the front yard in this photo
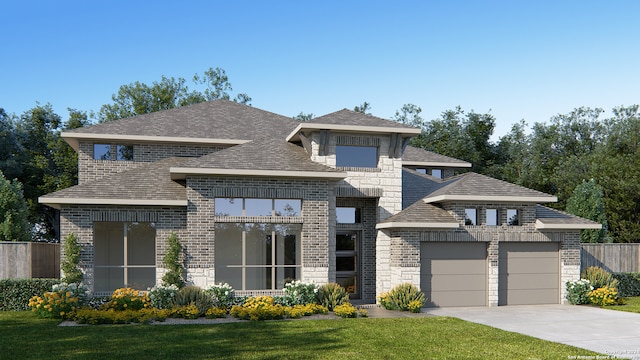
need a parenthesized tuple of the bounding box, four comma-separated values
(0, 311, 600, 359)
(607, 296, 640, 314)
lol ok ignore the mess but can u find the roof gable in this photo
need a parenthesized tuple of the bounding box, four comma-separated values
(402, 146, 471, 168)
(377, 200, 459, 229)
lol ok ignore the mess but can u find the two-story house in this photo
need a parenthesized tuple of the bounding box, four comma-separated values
(39, 100, 600, 306)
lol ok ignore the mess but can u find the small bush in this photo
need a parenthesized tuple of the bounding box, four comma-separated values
(588, 287, 620, 306)
(74, 308, 170, 325)
(106, 288, 151, 311)
(205, 307, 227, 319)
(148, 284, 178, 309)
(173, 285, 213, 316)
(565, 279, 593, 305)
(333, 303, 358, 318)
(612, 272, 640, 297)
(61, 233, 83, 284)
(29, 289, 82, 319)
(0, 278, 60, 311)
(284, 303, 328, 318)
(230, 296, 285, 321)
(316, 283, 348, 311)
(283, 280, 318, 306)
(172, 305, 200, 319)
(379, 283, 425, 311)
(162, 232, 185, 288)
(582, 267, 618, 290)
(205, 283, 235, 309)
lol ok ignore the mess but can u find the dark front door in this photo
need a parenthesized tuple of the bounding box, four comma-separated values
(336, 231, 360, 299)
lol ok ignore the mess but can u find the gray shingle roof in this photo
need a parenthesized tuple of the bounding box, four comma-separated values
(177, 139, 344, 174)
(309, 109, 418, 129)
(536, 205, 602, 227)
(424, 172, 556, 202)
(402, 146, 471, 167)
(40, 157, 186, 203)
(378, 200, 458, 226)
(65, 100, 298, 141)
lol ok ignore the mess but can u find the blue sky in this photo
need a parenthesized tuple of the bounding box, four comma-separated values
(2, 0, 639, 140)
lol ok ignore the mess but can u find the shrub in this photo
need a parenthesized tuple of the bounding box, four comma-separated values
(162, 232, 185, 288)
(612, 272, 640, 297)
(284, 303, 328, 318)
(74, 308, 170, 325)
(106, 288, 151, 311)
(581, 266, 618, 290)
(316, 283, 348, 311)
(333, 303, 358, 318)
(283, 280, 318, 306)
(379, 283, 425, 311)
(230, 296, 285, 321)
(565, 279, 593, 305)
(171, 305, 200, 319)
(61, 233, 83, 284)
(588, 287, 620, 306)
(28, 284, 88, 319)
(0, 278, 60, 311)
(407, 300, 423, 313)
(148, 284, 178, 309)
(205, 307, 227, 319)
(205, 282, 235, 309)
(173, 285, 213, 316)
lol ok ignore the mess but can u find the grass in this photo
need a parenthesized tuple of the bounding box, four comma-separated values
(606, 296, 640, 314)
(0, 311, 600, 359)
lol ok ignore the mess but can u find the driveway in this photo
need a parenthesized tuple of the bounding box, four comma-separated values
(425, 305, 640, 359)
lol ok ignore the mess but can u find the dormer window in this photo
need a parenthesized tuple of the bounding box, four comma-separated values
(94, 144, 111, 160)
(336, 146, 377, 168)
(431, 169, 442, 179)
(464, 208, 478, 225)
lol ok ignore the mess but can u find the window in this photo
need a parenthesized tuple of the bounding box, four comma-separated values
(214, 198, 301, 217)
(117, 145, 134, 160)
(416, 168, 427, 174)
(94, 222, 156, 294)
(215, 223, 302, 290)
(507, 209, 519, 226)
(431, 169, 443, 179)
(337, 207, 361, 224)
(486, 209, 498, 226)
(336, 146, 378, 168)
(464, 208, 477, 225)
(94, 144, 111, 160)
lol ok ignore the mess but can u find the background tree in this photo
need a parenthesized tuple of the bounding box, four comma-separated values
(0, 171, 30, 241)
(566, 179, 609, 243)
(393, 103, 424, 128)
(293, 112, 314, 122)
(353, 101, 371, 114)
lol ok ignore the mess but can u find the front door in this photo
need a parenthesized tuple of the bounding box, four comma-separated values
(336, 231, 360, 299)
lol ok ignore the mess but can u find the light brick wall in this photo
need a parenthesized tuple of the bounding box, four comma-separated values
(77, 141, 225, 184)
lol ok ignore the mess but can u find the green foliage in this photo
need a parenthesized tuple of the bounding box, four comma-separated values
(284, 304, 328, 318)
(333, 303, 358, 318)
(230, 296, 285, 321)
(566, 179, 608, 243)
(587, 287, 620, 306)
(0, 171, 30, 241)
(205, 307, 227, 319)
(565, 279, 593, 305)
(162, 232, 185, 288)
(148, 284, 178, 310)
(283, 280, 318, 305)
(61, 232, 82, 283)
(316, 283, 349, 311)
(612, 273, 640, 297)
(353, 101, 371, 114)
(173, 285, 213, 316)
(379, 283, 426, 311)
(205, 282, 235, 308)
(581, 266, 619, 290)
(171, 305, 201, 319)
(106, 288, 151, 311)
(74, 308, 169, 324)
(0, 278, 60, 311)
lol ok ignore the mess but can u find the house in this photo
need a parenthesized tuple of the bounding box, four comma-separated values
(39, 100, 601, 306)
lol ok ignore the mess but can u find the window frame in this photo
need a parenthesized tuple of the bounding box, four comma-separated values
(335, 145, 378, 168)
(93, 144, 111, 160)
(116, 144, 134, 161)
(507, 209, 520, 226)
(486, 208, 498, 226)
(464, 208, 478, 226)
(214, 198, 302, 217)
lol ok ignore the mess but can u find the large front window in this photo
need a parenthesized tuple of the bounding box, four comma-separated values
(336, 145, 378, 168)
(94, 222, 156, 294)
(215, 198, 301, 217)
(215, 223, 302, 290)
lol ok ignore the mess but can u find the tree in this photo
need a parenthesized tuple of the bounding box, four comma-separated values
(0, 109, 23, 181)
(566, 179, 609, 243)
(97, 67, 251, 122)
(0, 171, 30, 241)
(353, 101, 371, 114)
(61, 232, 83, 283)
(162, 233, 185, 288)
(393, 103, 424, 128)
(293, 112, 314, 122)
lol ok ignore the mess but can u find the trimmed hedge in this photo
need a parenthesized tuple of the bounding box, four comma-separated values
(612, 272, 640, 297)
(0, 278, 60, 311)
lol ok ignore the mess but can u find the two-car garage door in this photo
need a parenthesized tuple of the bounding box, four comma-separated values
(420, 242, 559, 307)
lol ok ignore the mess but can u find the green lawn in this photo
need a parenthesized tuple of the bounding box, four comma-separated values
(607, 296, 640, 314)
(0, 311, 600, 359)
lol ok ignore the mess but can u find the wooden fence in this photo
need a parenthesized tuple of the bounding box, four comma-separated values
(0, 242, 60, 279)
(581, 243, 640, 273)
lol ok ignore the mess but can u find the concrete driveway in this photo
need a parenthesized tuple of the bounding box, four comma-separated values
(425, 305, 640, 359)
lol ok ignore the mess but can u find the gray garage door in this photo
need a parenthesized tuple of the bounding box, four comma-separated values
(420, 242, 487, 307)
(499, 242, 559, 305)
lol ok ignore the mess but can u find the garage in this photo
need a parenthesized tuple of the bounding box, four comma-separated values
(498, 242, 559, 305)
(420, 242, 487, 307)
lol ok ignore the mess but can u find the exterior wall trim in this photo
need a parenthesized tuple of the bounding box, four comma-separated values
(171, 167, 346, 180)
(423, 195, 558, 203)
(63, 132, 249, 151)
(39, 197, 187, 209)
(376, 222, 459, 229)
(403, 161, 472, 168)
(535, 220, 602, 230)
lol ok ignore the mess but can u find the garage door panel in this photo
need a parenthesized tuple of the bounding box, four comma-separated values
(429, 259, 487, 274)
(421, 243, 486, 260)
(503, 274, 559, 289)
(426, 274, 487, 291)
(499, 289, 559, 305)
(506, 258, 558, 273)
(429, 291, 486, 307)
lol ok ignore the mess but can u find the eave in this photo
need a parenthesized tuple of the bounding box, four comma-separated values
(38, 197, 187, 209)
(403, 160, 472, 168)
(423, 195, 558, 204)
(62, 132, 249, 151)
(286, 123, 421, 142)
(170, 167, 347, 180)
(376, 222, 460, 229)
(535, 220, 602, 230)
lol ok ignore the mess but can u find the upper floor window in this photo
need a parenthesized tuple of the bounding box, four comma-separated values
(507, 209, 519, 226)
(94, 144, 111, 160)
(416, 168, 427, 174)
(337, 207, 361, 224)
(464, 208, 477, 225)
(214, 198, 301, 217)
(431, 169, 443, 179)
(486, 209, 498, 226)
(117, 145, 134, 161)
(336, 146, 377, 168)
